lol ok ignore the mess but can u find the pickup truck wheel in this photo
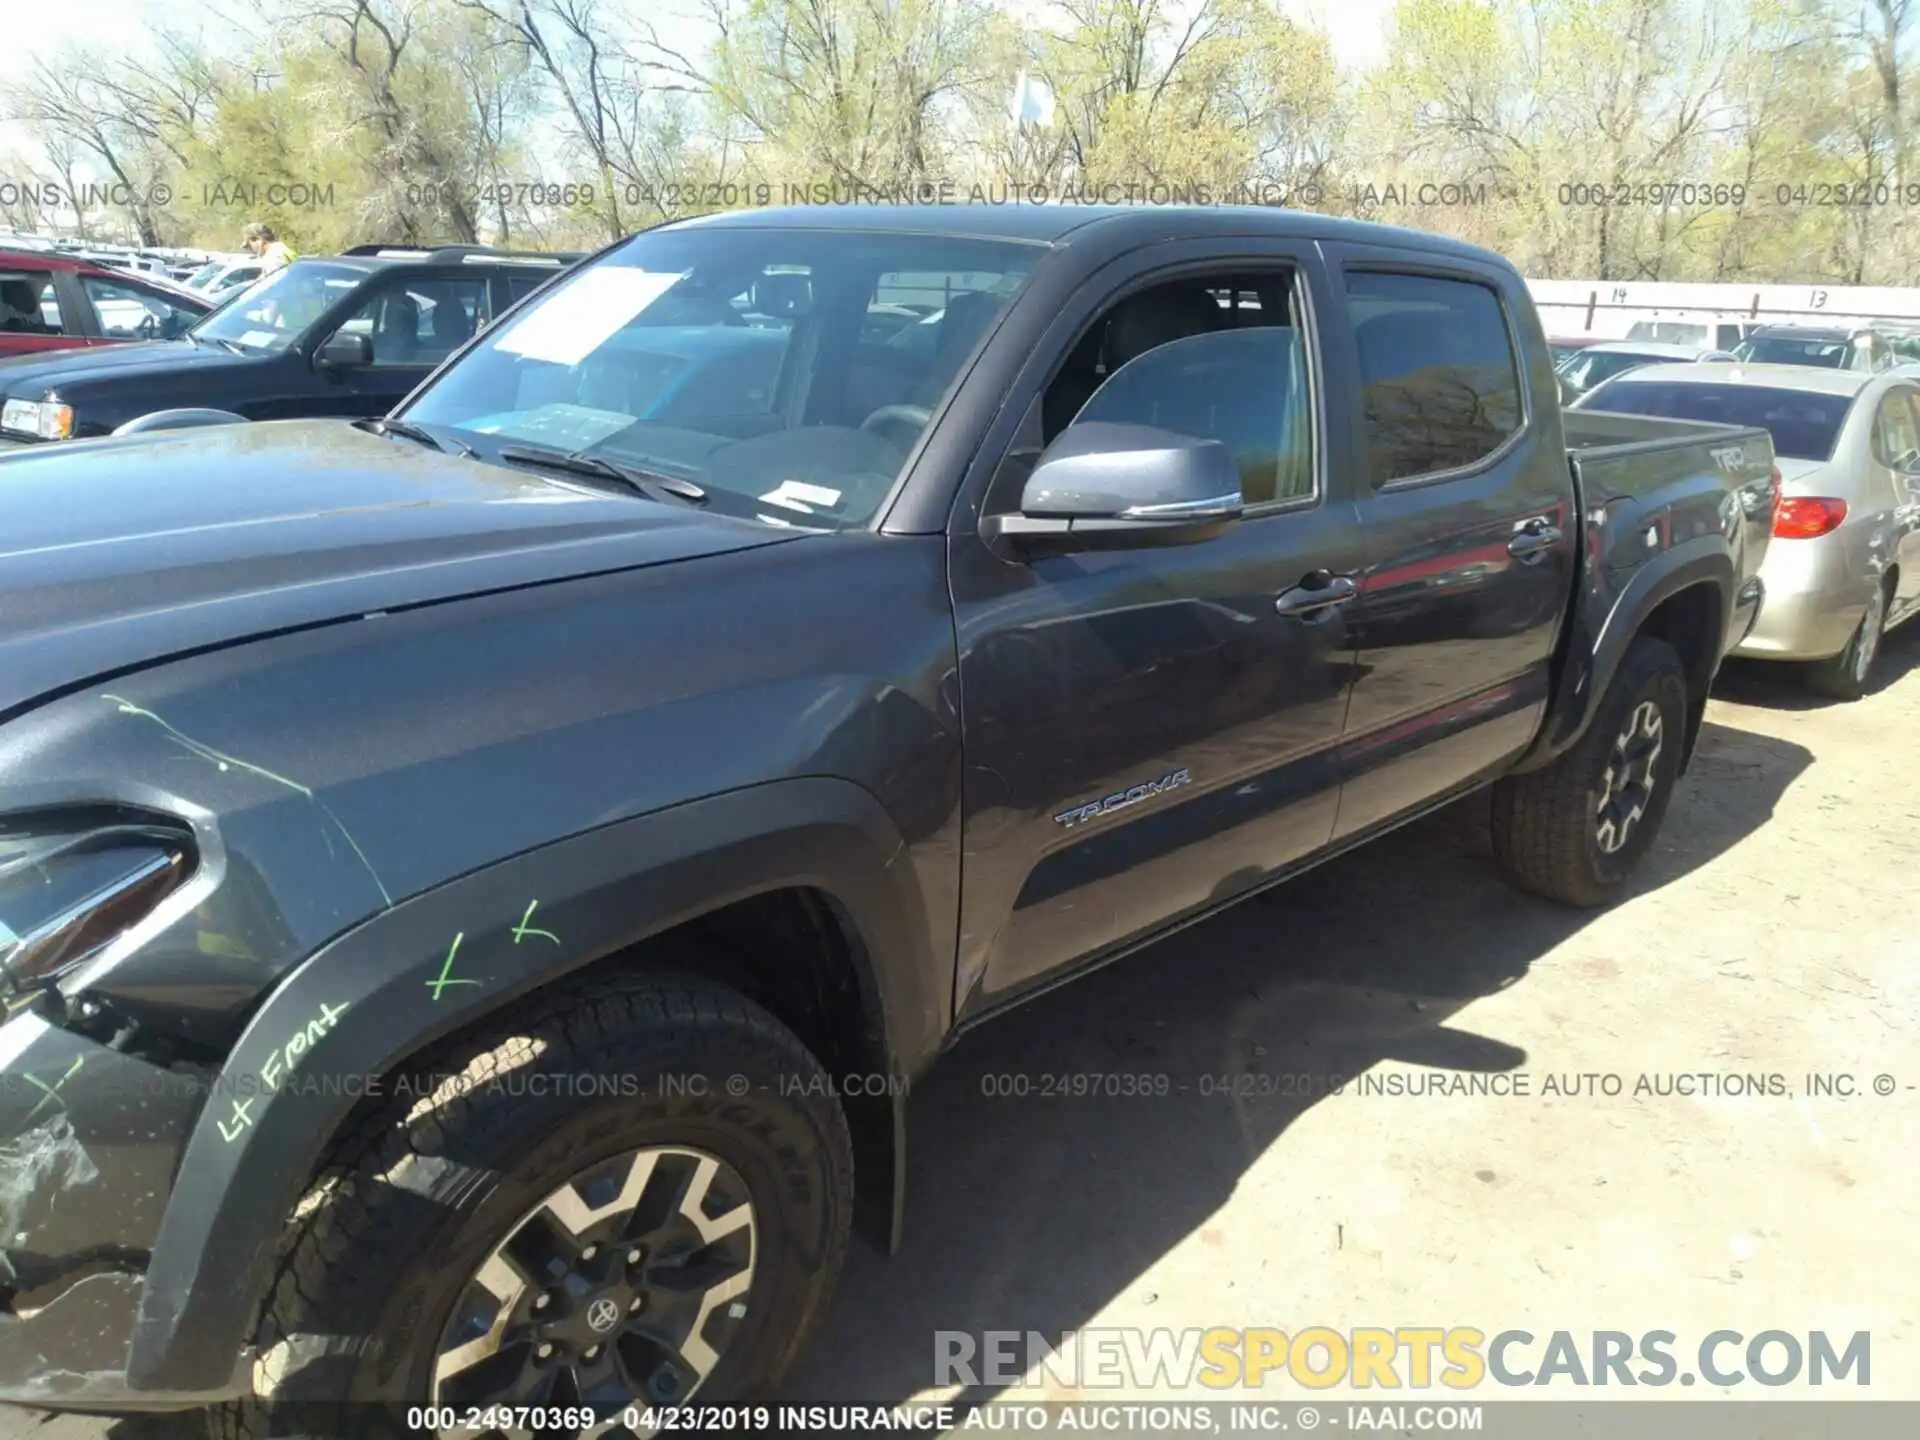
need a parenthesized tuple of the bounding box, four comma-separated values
(1802, 580, 1889, 702)
(1489, 636, 1687, 908)
(207, 978, 853, 1439)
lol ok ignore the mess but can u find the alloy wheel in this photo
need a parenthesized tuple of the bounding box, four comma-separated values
(1594, 699, 1663, 855)
(431, 1145, 757, 1436)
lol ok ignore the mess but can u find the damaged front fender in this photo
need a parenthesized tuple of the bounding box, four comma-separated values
(0, 1008, 228, 1405)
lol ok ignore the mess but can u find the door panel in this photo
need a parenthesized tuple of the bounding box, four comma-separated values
(1333, 263, 1574, 840)
(950, 252, 1362, 1015)
(953, 508, 1363, 1009)
(1880, 389, 1920, 616)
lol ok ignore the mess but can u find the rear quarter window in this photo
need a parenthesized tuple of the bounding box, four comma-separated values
(1348, 270, 1523, 486)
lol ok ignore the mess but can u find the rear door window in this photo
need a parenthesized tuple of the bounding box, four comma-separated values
(1871, 389, 1920, 471)
(1348, 270, 1523, 486)
(0, 270, 64, 335)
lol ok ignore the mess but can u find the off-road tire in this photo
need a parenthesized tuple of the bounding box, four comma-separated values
(208, 977, 853, 1439)
(1490, 636, 1688, 908)
(1802, 579, 1891, 702)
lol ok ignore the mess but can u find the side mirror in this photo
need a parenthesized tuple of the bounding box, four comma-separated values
(982, 421, 1243, 556)
(315, 331, 373, 370)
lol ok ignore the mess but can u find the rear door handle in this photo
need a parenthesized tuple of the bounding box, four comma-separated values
(1275, 572, 1358, 618)
(1508, 517, 1563, 561)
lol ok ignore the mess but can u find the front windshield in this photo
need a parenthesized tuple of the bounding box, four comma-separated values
(186, 262, 221, 289)
(401, 228, 1042, 530)
(189, 261, 362, 352)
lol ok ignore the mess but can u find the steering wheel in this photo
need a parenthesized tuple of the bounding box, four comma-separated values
(860, 404, 932, 450)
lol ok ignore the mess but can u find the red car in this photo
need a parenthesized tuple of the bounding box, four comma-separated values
(0, 248, 214, 357)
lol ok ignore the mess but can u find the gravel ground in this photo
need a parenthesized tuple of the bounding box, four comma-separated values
(9, 631, 1917, 1436)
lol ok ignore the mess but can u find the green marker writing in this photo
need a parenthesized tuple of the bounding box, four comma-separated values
(511, 900, 560, 947)
(426, 932, 484, 1001)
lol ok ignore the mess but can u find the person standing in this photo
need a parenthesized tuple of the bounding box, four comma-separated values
(242, 222, 298, 271)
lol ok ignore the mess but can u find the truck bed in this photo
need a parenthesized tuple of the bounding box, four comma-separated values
(1562, 406, 1768, 458)
(1561, 406, 1776, 643)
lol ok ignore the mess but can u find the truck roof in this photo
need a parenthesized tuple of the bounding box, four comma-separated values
(661, 202, 1516, 269)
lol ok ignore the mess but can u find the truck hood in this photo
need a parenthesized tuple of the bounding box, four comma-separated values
(0, 338, 250, 397)
(0, 419, 802, 719)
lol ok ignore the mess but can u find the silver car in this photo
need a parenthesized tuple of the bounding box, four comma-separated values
(1555, 339, 1739, 402)
(1576, 362, 1920, 699)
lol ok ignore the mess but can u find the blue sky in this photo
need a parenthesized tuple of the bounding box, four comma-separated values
(0, 0, 1396, 172)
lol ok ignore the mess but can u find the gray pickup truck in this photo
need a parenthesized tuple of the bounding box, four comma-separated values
(0, 204, 1773, 1435)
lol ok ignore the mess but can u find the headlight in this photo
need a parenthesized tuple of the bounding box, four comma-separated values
(1, 812, 192, 1001)
(0, 399, 75, 440)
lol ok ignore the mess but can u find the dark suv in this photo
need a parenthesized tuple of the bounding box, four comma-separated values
(0, 244, 580, 445)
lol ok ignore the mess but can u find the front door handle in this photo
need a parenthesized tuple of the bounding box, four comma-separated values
(1275, 572, 1358, 618)
(1508, 517, 1563, 561)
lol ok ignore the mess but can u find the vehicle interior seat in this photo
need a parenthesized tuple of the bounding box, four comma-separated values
(0, 280, 51, 334)
(1043, 285, 1227, 440)
(427, 292, 476, 356)
(373, 293, 423, 364)
(843, 289, 1003, 424)
(916, 290, 1003, 401)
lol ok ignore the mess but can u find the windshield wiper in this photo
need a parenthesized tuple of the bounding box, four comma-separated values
(496, 444, 708, 505)
(354, 416, 474, 456)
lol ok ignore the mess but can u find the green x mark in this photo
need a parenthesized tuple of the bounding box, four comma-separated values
(23, 1055, 85, 1123)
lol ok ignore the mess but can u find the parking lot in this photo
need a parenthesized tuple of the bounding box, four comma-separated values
(9, 635, 1916, 1436)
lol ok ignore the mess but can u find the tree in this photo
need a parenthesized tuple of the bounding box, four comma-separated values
(454, 0, 710, 240)
(696, 0, 1003, 196)
(6, 47, 184, 244)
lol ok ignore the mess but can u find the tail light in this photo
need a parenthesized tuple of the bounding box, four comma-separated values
(1773, 496, 1847, 539)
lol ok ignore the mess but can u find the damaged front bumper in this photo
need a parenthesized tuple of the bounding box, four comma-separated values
(0, 1003, 225, 1408)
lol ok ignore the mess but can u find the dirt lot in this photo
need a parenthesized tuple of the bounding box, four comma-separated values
(9, 633, 1917, 1436)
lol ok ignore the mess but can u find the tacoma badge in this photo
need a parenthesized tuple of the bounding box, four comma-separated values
(1053, 768, 1193, 829)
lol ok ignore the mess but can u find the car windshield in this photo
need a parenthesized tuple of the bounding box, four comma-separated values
(188, 261, 364, 352)
(1557, 349, 1679, 391)
(400, 228, 1042, 530)
(1579, 379, 1855, 461)
(186, 262, 222, 289)
(1734, 334, 1853, 367)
